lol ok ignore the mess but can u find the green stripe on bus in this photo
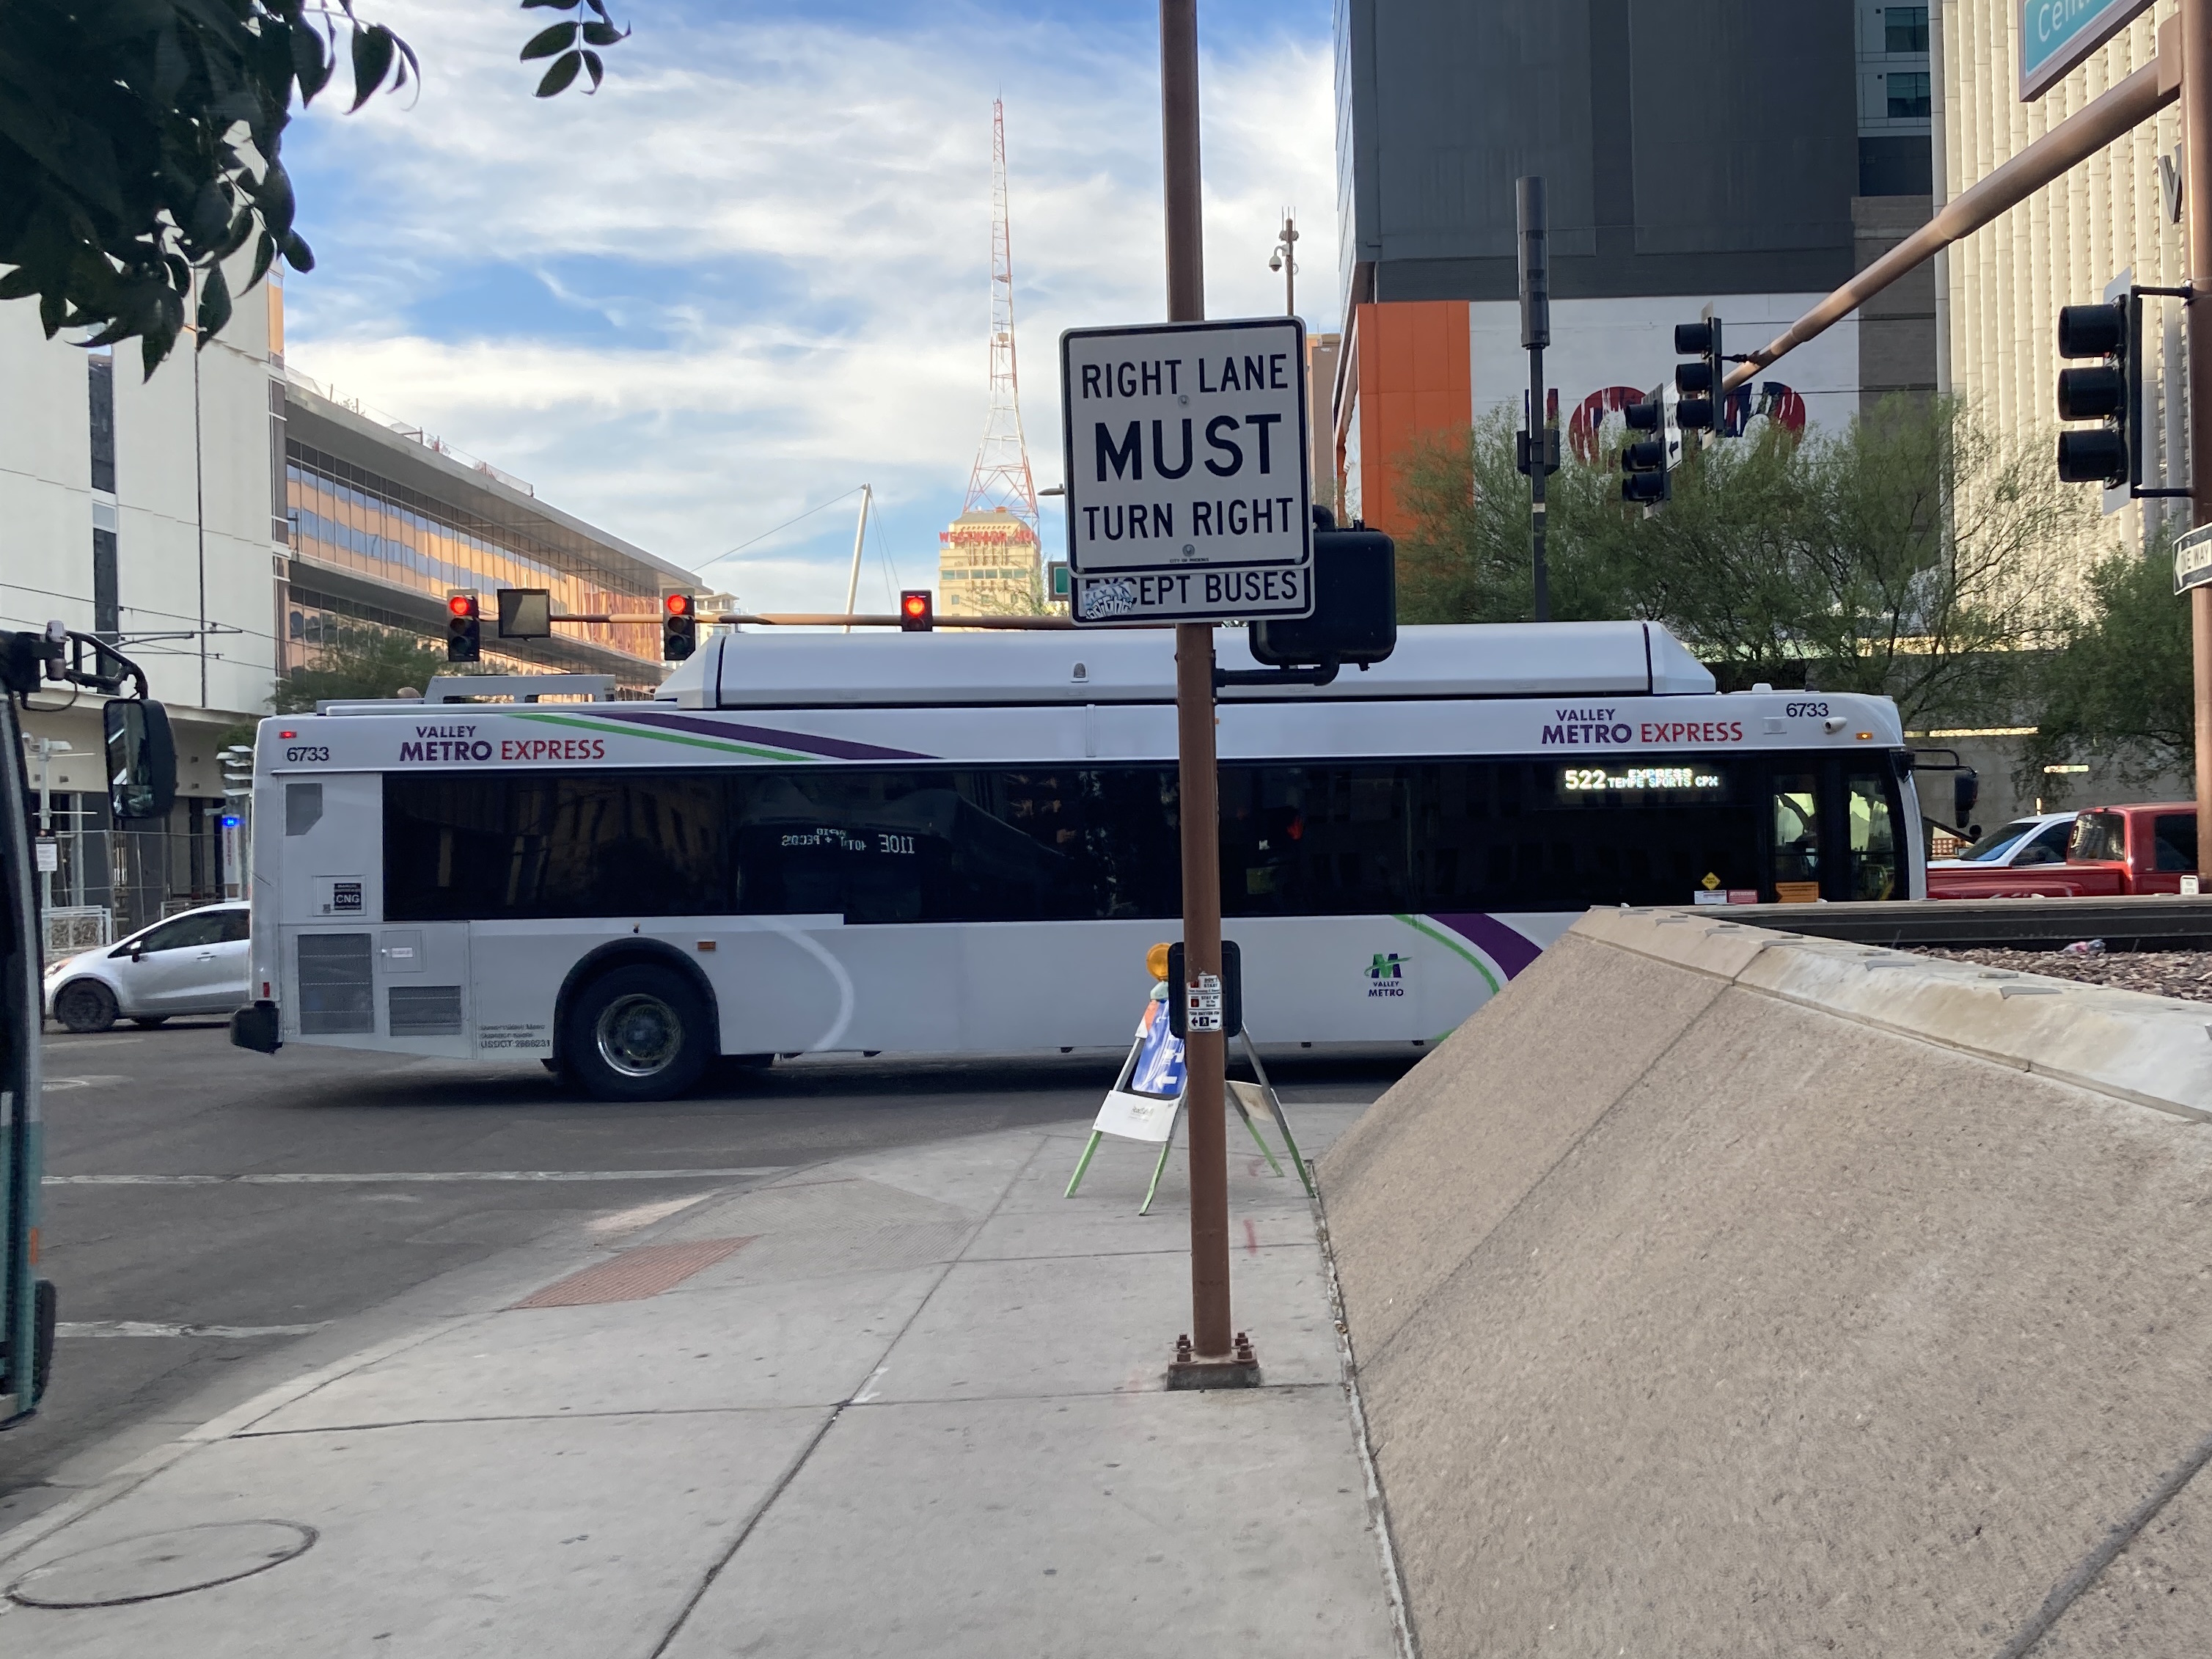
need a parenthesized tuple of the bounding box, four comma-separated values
(508, 710, 811, 763)
(1394, 912, 1501, 996)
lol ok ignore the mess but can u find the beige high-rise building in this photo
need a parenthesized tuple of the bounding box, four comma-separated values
(937, 509, 1041, 615)
(1938, 0, 2188, 567)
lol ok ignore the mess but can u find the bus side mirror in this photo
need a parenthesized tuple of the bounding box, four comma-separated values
(105, 699, 177, 821)
(1249, 520, 1397, 670)
(1954, 769, 1980, 825)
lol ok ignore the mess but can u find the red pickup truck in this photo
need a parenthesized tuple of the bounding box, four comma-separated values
(1927, 803, 2197, 898)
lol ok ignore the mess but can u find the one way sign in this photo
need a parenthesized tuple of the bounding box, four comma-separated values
(1058, 316, 1313, 626)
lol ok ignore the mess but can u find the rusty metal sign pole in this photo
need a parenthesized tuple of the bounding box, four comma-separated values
(1159, 0, 1252, 1388)
(2186, 0, 2212, 860)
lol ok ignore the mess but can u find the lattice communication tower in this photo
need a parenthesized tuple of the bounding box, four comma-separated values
(961, 100, 1041, 533)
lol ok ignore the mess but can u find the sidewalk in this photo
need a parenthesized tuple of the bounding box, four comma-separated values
(0, 1102, 1407, 1657)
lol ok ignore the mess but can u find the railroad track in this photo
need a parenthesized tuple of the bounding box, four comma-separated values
(1707, 896, 2212, 951)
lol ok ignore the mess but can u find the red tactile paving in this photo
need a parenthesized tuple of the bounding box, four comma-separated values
(512, 1237, 752, 1308)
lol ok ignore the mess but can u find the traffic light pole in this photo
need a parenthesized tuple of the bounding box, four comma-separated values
(1160, 0, 1243, 1385)
(1518, 177, 1551, 623)
(2186, 0, 2212, 857)
(1698, 12, 2212, 847)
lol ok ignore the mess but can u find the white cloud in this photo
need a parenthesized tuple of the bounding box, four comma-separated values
(281, 4, 1336, 612)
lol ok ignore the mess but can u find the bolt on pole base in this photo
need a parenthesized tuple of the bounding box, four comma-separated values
(1166, 1330, 1261, 1391)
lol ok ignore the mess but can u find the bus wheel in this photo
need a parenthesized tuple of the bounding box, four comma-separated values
(54, 981, 118, 1034)
(565, 965, 711, 1102)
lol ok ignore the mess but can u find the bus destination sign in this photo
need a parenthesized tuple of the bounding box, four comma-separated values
(1059, 316, 1314, 626)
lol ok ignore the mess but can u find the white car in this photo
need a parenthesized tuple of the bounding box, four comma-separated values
(45, 901, 253, 1033)
(1929, 811, 2076, 871)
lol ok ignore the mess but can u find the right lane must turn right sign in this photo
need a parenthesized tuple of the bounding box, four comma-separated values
(1059, 316, 1314, 626)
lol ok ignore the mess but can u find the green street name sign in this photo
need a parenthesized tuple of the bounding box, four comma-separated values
(2021, 0, 2154, 100)
(2173, 524, 2212, 596)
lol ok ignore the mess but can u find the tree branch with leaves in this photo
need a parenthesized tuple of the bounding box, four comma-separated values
(2023, 534, 2194, 793)
(0, 1, 626, 376)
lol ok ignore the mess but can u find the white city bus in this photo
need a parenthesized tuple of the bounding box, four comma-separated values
(233, 622, 1922, 1099)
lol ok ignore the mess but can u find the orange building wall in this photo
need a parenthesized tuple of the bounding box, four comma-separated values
(1340, 300, 1470, 538)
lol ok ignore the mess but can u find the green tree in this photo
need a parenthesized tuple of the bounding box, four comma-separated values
(1396, 396, 2087, 728)
(1393, 407, 1629, 625)
(0, 1, 626, 376)
(2024, 538, 2194, 791)
(274, 623, 456, 713)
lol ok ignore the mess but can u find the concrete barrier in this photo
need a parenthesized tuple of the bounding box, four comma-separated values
(1320, 908, 2212, 1658)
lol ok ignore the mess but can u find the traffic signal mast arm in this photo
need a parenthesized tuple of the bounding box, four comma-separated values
(725, 611, 1080, 629)
(1699, 0, 2209, 953)
(1719, 45, 2178, 397)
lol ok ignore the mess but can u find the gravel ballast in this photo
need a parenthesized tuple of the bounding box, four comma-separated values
(1907, 946, 2212, 1003)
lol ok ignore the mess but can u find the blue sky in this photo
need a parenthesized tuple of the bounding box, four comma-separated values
(278, 0, 1337, 610)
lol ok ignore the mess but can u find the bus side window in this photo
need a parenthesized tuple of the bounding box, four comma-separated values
(1844, 770, 1899, 901)
(1771, 772, 1820, 901)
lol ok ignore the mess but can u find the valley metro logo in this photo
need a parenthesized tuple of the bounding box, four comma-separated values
(1366, 952, 1407, 997)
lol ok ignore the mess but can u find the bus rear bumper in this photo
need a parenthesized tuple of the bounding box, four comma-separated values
(230, 1000, 282, 1054)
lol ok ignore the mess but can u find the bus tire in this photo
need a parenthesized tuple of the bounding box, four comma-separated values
(54, 981, 118, 1034)
(563, 964, 712, 1102)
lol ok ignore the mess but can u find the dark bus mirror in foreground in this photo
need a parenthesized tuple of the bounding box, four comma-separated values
(1246, 511, 1396, 675)
(1908, 748, 1980, 832)
(1954, 769, 1981, 825)
(105, 697, 177, 821)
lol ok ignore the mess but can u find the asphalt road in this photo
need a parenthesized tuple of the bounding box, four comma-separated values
(1, 1022, 1413, 1534)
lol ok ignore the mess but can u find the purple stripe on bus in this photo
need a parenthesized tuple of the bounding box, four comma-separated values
(1428, 912, 1545, 980)
(593, 708, 933, 762)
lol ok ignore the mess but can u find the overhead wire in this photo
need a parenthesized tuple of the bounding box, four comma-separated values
(696, 486, 867, 571)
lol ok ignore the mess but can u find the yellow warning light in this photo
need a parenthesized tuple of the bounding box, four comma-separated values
(1856, 731, 1873, 741)
(1146, 942, 1172, 981)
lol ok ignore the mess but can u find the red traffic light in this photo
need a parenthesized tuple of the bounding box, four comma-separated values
(899, 590, 934, 631)
(446, 590, 483, 662)
(662, 591, 697, 662)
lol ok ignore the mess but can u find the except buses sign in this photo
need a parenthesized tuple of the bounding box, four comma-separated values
(2020, 0, 2154, 100)
(1059, 317, 1313, 626)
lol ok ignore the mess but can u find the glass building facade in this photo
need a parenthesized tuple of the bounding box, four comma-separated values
(285, 440, 663, 669)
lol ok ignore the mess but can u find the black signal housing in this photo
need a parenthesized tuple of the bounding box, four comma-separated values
(446, 591, 481, 663)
